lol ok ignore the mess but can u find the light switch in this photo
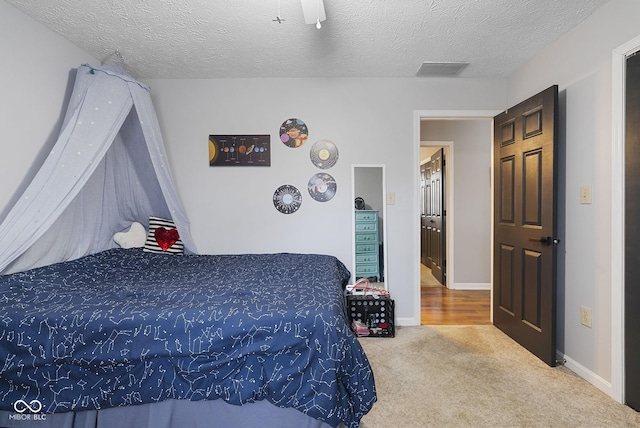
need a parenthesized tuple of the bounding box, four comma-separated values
(580, 185, 592, 204)
(387, 192, 395, 205)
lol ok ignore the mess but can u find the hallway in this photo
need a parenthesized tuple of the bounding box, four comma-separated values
(420, 264, 491, 325)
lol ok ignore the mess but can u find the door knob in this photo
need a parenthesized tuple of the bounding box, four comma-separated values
(529, 236, 560, 246)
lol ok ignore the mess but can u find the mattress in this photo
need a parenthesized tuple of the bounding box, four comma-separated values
(0, 249, 376, 427)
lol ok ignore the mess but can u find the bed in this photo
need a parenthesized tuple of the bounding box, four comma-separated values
(0, 249, 376, 428)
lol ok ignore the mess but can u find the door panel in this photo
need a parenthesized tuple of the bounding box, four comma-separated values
(499, 156, 515, 224)
(493, 85, 558, 367)
(522, 249, 542, 329)
(498, 244, 515, 313)
(523, 150, 543, 226)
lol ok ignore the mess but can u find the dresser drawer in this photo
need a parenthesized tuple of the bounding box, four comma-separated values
(355, 222, 378, 232)
(355, 263, 380, 277)
(355, 232, 378, 243)
(356, 243, 378, 253)
(356, 254, 379, 264)
(355, 211, 378, 222)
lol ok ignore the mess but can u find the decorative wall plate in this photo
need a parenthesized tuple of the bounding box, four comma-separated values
(279, 118, 309, 148)
(310, 140, 338, 169)
(308, 173, 337, 202)
(273, 184, 302, 214)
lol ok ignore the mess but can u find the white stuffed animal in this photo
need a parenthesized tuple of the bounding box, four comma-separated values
(113, 222, 147, 249)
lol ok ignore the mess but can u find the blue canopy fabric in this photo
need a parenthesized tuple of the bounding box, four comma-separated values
(0, 64, 196, 274)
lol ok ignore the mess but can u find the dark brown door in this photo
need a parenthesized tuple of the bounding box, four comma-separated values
(429, 149, 445, 285)
(420, 163, 432, 267)
(624, 51, 640, 410)
(493, 86, 559, 366)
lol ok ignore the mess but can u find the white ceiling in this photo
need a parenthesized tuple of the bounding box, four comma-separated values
(6, 0, 609, 80)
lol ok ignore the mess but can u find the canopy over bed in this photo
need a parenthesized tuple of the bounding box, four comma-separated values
(0, 64, 195, 274)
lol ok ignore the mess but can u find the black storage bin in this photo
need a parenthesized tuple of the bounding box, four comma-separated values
(346, 294, 395, 337)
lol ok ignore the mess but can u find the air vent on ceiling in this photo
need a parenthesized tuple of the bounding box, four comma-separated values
(416, 62, 469, 77)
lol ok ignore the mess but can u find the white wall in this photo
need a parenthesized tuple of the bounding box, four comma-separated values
(0, 1, 96, 219)
(145, 77, 505, 324)
(507, 0, 640, 395)
(421, 120, 492, 288)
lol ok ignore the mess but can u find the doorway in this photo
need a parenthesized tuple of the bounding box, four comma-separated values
(418, 116, 497, 325)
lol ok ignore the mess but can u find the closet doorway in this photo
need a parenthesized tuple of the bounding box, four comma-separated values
(419, 118, 493, 325)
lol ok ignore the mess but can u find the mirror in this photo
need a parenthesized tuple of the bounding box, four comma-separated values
(352, 164, 387, 290)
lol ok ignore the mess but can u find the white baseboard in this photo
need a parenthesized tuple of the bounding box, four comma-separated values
(396, 317, 419, 326)
(558, 352, 614, 399)
(451, 282, 491, 290)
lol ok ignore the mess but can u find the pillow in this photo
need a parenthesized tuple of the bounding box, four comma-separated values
(143, 216, 184, 254)
(113, 222, 147, 249)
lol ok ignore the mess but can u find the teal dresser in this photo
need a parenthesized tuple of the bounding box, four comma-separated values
(354, 210, 380, 281)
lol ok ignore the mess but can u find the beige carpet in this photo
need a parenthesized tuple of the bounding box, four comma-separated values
(357, 325, 640, 428)
(421, 263, 443, 287)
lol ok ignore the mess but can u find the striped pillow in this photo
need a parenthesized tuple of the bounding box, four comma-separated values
(143, 216, 184, 254)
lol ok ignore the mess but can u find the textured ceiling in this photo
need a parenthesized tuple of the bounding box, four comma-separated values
(6, 0, 609, 79)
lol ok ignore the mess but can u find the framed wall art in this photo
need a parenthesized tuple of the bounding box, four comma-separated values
(209, 134, 270, 166)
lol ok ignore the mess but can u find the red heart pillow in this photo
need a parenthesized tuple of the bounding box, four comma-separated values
(154, 227, 180, 251)
(144, 216, 184, 254)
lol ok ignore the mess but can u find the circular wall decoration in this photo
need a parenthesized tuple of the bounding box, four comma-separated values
(273, 184, 302, 214)
(310, 140, 339, 169)
(279, 118, 309, 148)
(308, 173, 337, 202)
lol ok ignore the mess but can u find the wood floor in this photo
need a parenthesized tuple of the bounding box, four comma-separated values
(421, 264, 491, 325)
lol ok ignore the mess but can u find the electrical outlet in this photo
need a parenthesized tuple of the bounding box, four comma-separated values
(580, 306, 592, 328)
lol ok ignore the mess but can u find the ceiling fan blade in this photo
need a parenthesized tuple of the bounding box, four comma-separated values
(300, 0, 326, 25)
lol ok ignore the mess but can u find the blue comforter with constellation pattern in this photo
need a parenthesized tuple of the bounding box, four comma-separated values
(0, 249, 376, 427)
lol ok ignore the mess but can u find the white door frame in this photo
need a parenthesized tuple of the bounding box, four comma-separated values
(610, 34, 640, 404)
(413, 110, 502, 325)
